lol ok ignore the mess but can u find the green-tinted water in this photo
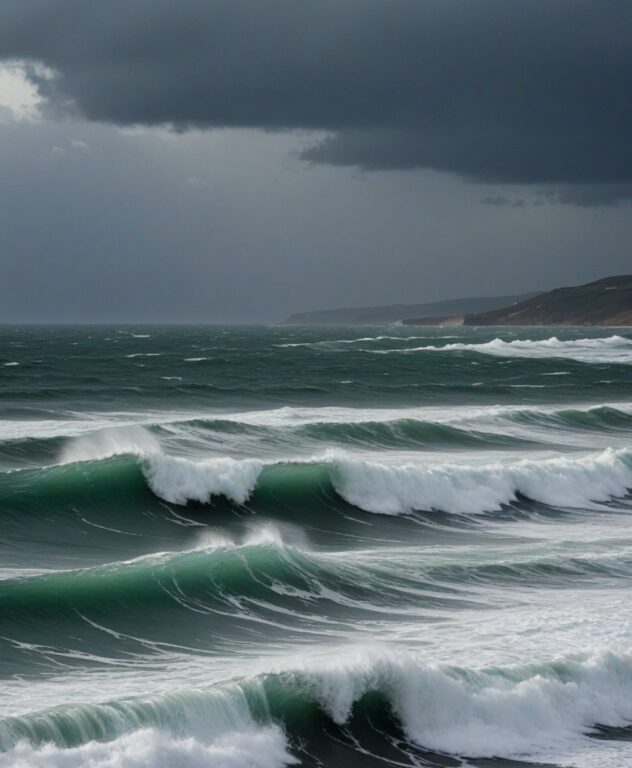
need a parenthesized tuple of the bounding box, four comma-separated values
(2, 325, 632, 767)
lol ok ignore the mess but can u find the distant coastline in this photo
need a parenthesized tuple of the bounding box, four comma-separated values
(282, 292, 539, 326)
(404, 275, 632, 327)
(283, 276, 632, 327)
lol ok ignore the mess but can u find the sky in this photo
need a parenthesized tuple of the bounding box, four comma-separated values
(0, 0, 631, 324)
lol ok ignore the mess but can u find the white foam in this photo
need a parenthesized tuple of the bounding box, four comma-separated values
(143, 455, 263, 506)
(277, 335, 426, 348)
(138, 446, 632, 515)
(376, 335, 632, 364)
(300, 646, 632, 759)
(116, 331, 151, 339)
(331, 447, 632, 515)
(60, 426, 160, 464)
(0, 726, 295, 768)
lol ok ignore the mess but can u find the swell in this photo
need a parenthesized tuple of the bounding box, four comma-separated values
(2, 538, 630, 630)
(292, 418, 529, 449)
(5, 402, 632, 473)
(2, 446, 632, 521)
(509, 404, 632, 432)
(0, 454, 431, 564)
(0, 456, 149, 516)
(0, 539, 464, 666)
(0, 418, 532, 471)
(2, 648, 632, 762)
(0, 435, 65, 470)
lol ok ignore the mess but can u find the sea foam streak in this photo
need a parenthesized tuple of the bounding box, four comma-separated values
(376, 335, 632, 363)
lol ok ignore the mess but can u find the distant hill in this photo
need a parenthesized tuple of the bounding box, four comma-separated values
(282, 292, 540, 325)
(466, 276, 632, 326)
(404, 276, 632, 326)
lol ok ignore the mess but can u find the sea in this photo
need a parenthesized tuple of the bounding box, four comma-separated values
(2, 324, 632, 768)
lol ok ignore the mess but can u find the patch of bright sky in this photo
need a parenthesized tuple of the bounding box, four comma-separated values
(0, 63, 42, 121)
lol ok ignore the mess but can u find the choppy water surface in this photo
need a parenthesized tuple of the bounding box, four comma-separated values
(2, 325, 632, 767)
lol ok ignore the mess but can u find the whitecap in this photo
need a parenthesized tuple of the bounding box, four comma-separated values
(143, 454, 263, 506)
(373, 335, 632, 364)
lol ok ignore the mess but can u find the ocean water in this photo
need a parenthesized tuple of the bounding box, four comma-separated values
(2, 324, 632, 768)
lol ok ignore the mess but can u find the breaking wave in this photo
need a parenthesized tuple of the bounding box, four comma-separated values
(141, 448, 632, 516)
(144, 455, 263, 506)
(2, 648, 632, 763)
(4, 443, 630, 518)
(329, 447, 632, 515)
(375, 335, 632, 364)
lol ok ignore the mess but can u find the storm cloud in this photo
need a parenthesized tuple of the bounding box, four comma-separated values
(1, 0, 631, 199)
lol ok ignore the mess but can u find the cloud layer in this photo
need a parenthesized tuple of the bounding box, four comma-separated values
(1, 0, 631, 200)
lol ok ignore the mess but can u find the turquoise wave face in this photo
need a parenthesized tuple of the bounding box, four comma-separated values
(2, 531, 630, 678)
(2, 325, 632, 768)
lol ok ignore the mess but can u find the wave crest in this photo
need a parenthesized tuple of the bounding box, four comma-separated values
(294, 647, 632, 757)
(4, 445, 632, 519)
(143, 455, 263, 506)
(332, 447, 632, 515)
(142, 448, 632, 515)
(377, 335, 632, 363)
(3, 648, 632, 762)
(60, 426, 160, 464)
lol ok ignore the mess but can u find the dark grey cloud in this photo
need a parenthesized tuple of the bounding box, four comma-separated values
(1, 1, 631, 202)
(481, 196, 512, 207)
(3, 115, 631, 324)
(480, 195, 527, 209)
(542, 183, 632, 208)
